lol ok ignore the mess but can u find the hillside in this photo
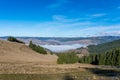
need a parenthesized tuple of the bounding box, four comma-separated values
(88, 39, 120, 54)
(63, 47, 89, 58)
(0, 40, 57, 64)
(0, 41, 120, 80)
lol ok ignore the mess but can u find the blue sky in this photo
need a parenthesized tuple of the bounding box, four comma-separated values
(0, 0, 120, 37)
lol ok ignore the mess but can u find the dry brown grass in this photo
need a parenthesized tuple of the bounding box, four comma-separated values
(0, 62, 97, 74)
(0, 40, 58, 64)
(0, 40, 96, 74)
(0, 40, 119, 78)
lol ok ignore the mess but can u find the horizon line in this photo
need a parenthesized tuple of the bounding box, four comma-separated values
(0, 35, 120, 38)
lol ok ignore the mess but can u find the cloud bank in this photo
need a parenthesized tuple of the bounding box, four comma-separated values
(41, 44, 86, 52)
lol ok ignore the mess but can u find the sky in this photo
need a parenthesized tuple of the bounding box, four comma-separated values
(0, 0, 120, 37)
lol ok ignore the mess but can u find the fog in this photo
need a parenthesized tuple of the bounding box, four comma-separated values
(41, 44, 86, 52)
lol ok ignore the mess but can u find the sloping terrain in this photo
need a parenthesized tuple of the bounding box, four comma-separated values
(63, 47, 89, 57)
(88, 39, 120, 54)
(0, 40, 58, 64)
(0, 40, 119, 80)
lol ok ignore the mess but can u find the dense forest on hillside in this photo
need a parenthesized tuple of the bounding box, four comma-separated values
(88, 39, 120, 54)
(57, 52, 79, 64)
(79, 49, 120, 66)
(29, 41, 47, 54)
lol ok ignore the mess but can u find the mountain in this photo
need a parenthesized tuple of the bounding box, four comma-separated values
(88, 39, 120, 54)
(0, 36, 120, 46)
(62, 37, 120, 57)
(0, 40, 57, 64)
(64, 47, 89, 57)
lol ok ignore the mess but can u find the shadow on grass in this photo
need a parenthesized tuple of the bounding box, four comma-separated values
(0, 74, 77, 80)
(62, 75, 75, 80)
(85, 68, 120, 77)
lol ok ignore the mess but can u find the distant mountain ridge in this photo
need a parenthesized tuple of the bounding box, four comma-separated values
(0, 36, 120, 45)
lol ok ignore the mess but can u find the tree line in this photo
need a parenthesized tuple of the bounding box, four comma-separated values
(57, 52, 79, 64)
(29, 41, 47, 54)
(57, 49, 120, 66)
(79, 49, 120, 66)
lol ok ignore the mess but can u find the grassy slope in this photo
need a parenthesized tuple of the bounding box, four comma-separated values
(0, 40, 120, 80)
(0, 40, 57, 64)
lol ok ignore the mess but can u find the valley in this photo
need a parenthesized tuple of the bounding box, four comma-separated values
(1, 36, 120, 52)
(0, 38, 120, 80)
(0, 0, 120, 79)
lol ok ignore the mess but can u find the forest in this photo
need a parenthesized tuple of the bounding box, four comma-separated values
(79, 49, 120, 66)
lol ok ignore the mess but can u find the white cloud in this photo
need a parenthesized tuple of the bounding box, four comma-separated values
(79, 24, 120, 36)
(110, 32, 120, 36)
(53, 15, 67, 21)
(0, 17, 120, 37)
(52, 15, 80, 22)
(96, 31, 120, 36)
(34, 17, 120, 37)
(90, 13, 106, 17)
(81, 25, 120, 31)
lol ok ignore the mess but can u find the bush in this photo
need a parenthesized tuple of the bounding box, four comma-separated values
(7, 36, 25, 44)
(29, 41, 47, 54)
(57, 52, 79, 64)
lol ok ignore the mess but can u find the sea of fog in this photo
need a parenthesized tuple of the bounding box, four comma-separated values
(41, 44, 86, 52)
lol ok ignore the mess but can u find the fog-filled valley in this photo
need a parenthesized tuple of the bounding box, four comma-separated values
(1, 36, 120, 52)
(0, 0, 120, 79)
(41, 44, 86, 52)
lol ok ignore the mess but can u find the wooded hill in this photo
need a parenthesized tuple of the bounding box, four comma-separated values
(79, 49, 120, 66)
(88, 39, 120, 54)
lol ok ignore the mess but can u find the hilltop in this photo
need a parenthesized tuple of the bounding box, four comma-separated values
(0, 40, 57, 64)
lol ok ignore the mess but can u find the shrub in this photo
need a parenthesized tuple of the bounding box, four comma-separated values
(7, 36, 25, 44)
